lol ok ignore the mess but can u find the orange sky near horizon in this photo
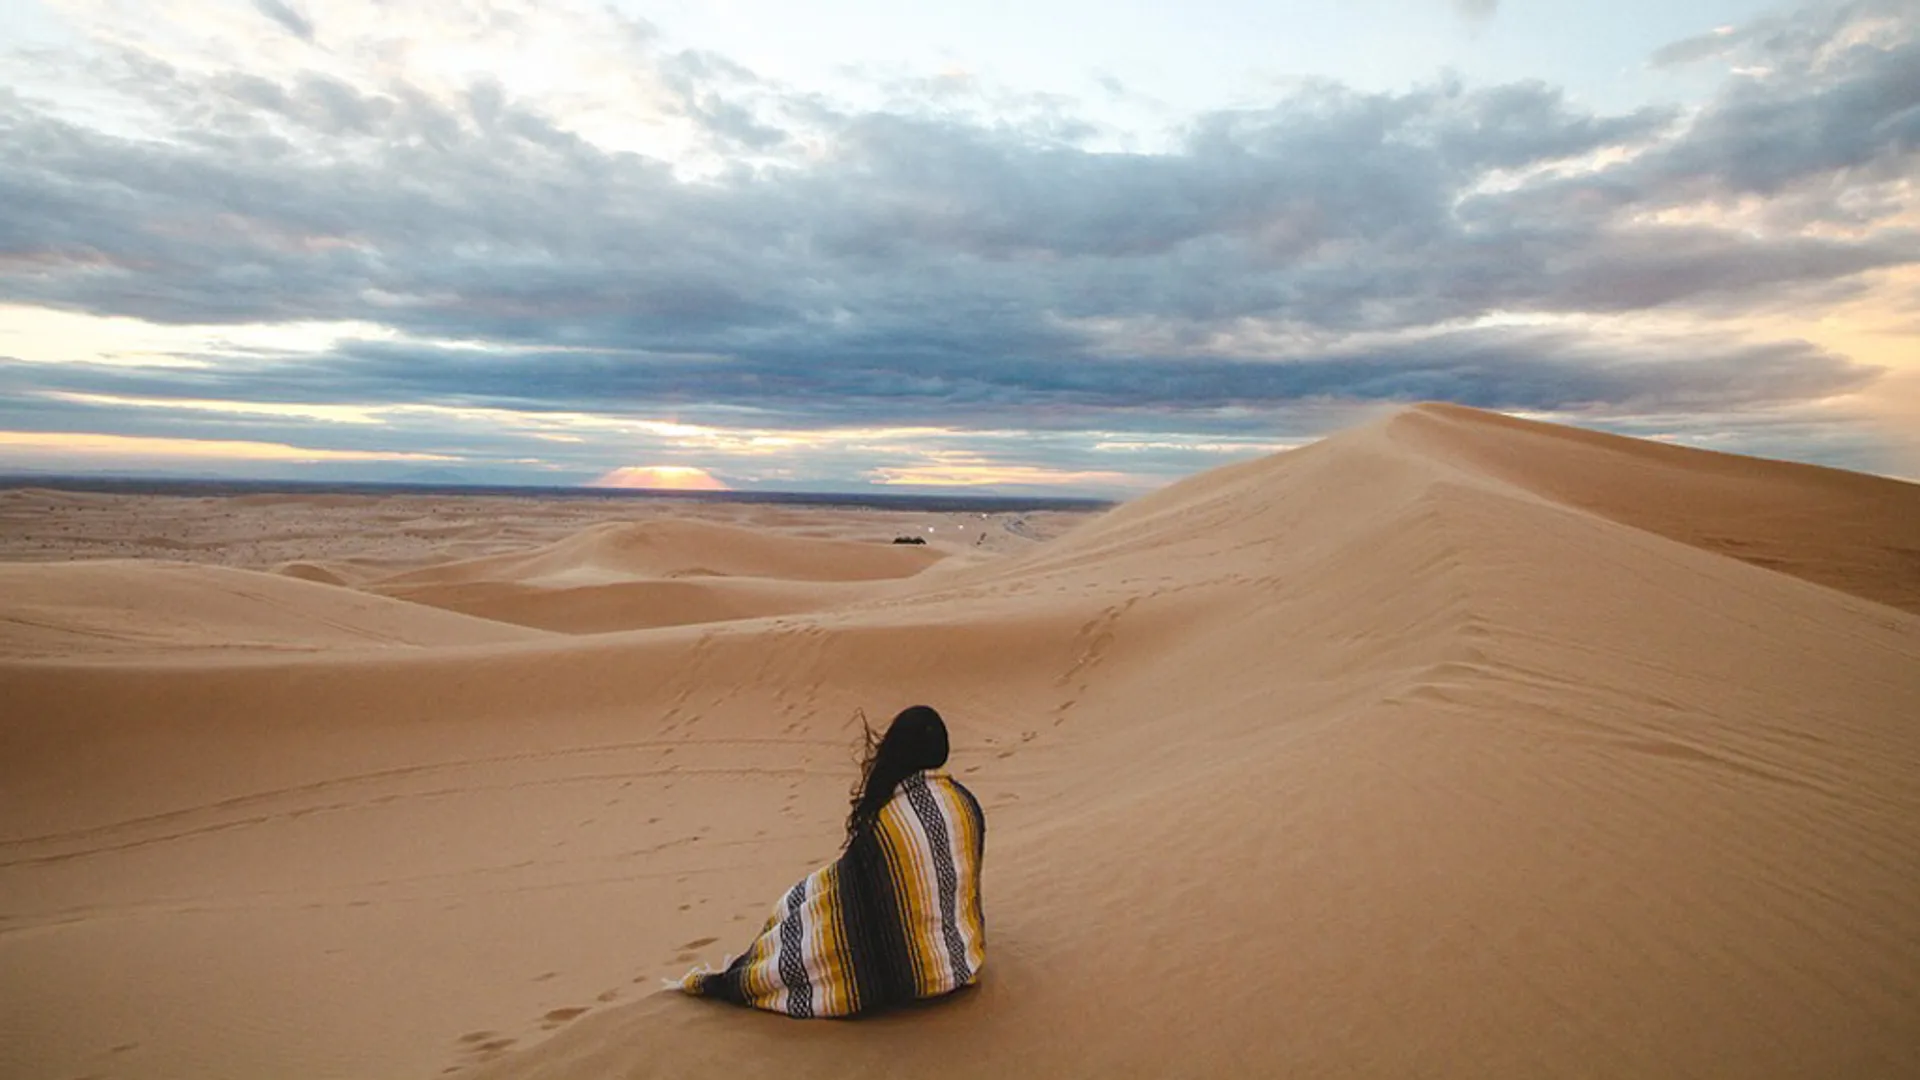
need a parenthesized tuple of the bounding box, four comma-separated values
(589, 465, 731, 491)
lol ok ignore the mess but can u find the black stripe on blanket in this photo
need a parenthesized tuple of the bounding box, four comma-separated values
(839, 825, 917, 1012)
(777, 881, 814, 1018)
(903, 772, 972, 985)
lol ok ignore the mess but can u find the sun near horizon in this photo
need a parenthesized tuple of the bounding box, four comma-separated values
(588, 465, 731, 491)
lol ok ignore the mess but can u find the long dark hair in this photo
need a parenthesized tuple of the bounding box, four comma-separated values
(845, 705, 949, 845)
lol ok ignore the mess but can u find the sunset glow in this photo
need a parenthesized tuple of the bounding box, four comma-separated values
(589, 465, 731, 491)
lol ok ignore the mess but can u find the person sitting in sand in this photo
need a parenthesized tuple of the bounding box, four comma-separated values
(678, 705, 986, 1018)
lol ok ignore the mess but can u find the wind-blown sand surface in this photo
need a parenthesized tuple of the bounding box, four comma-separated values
(2, 404, 1917, 1079)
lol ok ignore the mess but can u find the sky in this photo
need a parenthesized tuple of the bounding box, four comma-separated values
(0, 0, 1915, 496)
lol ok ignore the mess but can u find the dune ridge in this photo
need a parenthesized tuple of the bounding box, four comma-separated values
(1394, 403, 1920, 613)
(0, 560, 548, 659)
(1, 404, 1915, 1080)
(368, 519, 944, 633)
(375, 519, 943, 588)
(371, 576, 901, 634)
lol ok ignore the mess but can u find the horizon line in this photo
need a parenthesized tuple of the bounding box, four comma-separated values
(0, 473, 1121, 510)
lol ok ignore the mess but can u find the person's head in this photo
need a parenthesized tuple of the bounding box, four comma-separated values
(846, 705, 949, 844)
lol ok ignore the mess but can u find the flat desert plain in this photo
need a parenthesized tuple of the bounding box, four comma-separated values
(2, 403, 1917, 1080)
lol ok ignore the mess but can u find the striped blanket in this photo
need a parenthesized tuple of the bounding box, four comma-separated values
(680, 769, 986, 1017)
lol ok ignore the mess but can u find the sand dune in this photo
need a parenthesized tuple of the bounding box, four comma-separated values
(368, 519, 944, 632)
(0, 561, 546, 658)
(0, 489, 1072, 572)
(375, 519, 944, 589)
(375, 576, 897, 634)
(1395, 403, 1920, 613)
(1, 404, 1916, 1080)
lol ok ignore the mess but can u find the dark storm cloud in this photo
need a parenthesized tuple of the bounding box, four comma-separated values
(0, 0, 1912, 435)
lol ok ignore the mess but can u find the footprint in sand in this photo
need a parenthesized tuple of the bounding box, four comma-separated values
(541, 1007, 590, 1030)
(674, 935, 721, 962)
(454, 1032, 517, 1057)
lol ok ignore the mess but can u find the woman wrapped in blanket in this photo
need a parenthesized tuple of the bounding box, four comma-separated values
(679, 705, 987, 1017)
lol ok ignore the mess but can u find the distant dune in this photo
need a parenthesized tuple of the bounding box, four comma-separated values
(0, 560, 546, 658)
(1, 404, 1915, 1080)
(366, 518, 947, 632)
(375, 576, 905, 635)
(374, 518, 946, 587)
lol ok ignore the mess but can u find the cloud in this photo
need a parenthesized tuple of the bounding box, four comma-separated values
(867, 458, 1137, 489)
(1453, 0, 1499, 23)
(251, 0, 315, 42)
(1640, 47, 1920, 203)
(0, 0, 1914, 488)
(1650, 0, 1911, 70)
(0, 430, 452, 461)
(6, 12, 1902, 356)
(0, 321, 1879, 433)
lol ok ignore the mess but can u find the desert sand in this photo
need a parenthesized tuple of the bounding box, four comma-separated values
(2, 403, 1917, 1079)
